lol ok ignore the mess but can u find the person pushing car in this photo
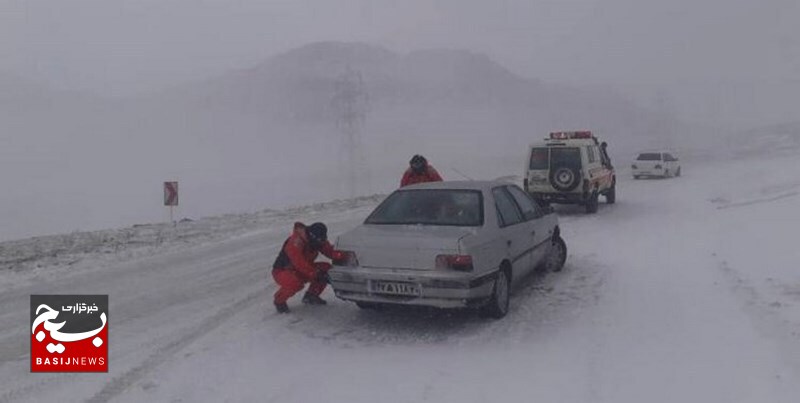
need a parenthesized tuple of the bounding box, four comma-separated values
(401, 154, 443, 187)
(271, 222, 344, 313)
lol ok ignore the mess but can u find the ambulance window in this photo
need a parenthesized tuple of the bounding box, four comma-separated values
(529, 148, 549, 170)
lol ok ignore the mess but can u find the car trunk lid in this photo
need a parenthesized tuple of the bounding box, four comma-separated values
(336, 224, 474, 270)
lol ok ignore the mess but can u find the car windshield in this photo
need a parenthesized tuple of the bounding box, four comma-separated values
(637, 153, 662, 161)
(550, 147, 581, 167)
(529, 148, 549, 170)
(365, 189, 483, 226)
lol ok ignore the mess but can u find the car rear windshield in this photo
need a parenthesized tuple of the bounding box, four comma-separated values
(529, 147, 581, 170)
(637, 153, 662, 161)
(550, 147, 581, 167)
(365, 189, 483, 227)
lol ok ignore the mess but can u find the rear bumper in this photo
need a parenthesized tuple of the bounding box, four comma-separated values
(529, 191, 588, 205)
(632, 168, 665, 177)
(328, 266, 497, 308)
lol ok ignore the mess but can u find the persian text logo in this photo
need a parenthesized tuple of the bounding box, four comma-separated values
(30, 295, 108, 372)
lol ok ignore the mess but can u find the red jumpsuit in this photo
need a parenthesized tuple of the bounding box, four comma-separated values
(400, 165, 443, 187)
(272, 222, 343, 304)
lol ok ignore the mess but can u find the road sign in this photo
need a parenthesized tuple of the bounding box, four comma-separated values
(164, 182, 178, 206)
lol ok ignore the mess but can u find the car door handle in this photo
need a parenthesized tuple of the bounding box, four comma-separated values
(530, 230, 536, 236)
(506, 240, 512, 247)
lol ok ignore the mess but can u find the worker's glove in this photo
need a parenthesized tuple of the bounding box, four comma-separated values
(332, 251, 346, 262)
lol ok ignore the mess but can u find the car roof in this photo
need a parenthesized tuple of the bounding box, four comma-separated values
(400, 180, 514, 192)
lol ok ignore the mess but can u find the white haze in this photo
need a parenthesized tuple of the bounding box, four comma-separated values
(1, 0, 798, 241)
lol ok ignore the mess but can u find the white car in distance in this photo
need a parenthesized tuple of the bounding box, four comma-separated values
(631, 151, 682, 179)
(328, 181, 567, 319)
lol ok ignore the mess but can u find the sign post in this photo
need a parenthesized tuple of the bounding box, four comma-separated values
(163, 181, 178, 224)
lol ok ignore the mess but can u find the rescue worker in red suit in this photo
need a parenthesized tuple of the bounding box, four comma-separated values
(272, 222, 344, 313)
(401, 155, 443, 187)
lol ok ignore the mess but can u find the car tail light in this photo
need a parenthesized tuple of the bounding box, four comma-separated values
(523, 178, 529, 191)
(435, 254, 474, 271)
(333, 251, 359, 267)
(583, 179, 590, 193)
(631, 164, 638, 169)
(655, 164, 662, 169)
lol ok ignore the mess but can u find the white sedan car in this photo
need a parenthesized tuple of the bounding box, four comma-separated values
(631, 151, 682, 179)
(328, 181, 567, 318)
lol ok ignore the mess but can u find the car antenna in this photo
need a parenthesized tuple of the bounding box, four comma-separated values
(450, 167, 474, 180)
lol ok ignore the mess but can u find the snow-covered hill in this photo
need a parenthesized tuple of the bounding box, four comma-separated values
(0, 42, 691, 242)
(1, 151, 798, 403)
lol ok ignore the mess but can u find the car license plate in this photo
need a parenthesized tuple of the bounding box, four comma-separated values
(369, 281, 421, 296)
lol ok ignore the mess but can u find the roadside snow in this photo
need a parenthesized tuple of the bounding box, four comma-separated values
(0, 195, 385, 291)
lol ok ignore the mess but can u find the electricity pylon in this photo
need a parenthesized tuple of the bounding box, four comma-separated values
(331, 66, 369, 198)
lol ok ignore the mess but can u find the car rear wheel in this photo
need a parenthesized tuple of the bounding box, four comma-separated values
(545, 236, 567, 272)
(605, 184, 616, 204)
(585, 191, 599, 214)
(482, 269, 510, 319)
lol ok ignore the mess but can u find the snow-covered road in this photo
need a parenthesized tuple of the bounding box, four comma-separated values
(2, 155, 799, 403)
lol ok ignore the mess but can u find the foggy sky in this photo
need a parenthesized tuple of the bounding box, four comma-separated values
(3, 0, 798, 127)
(0, 0, 597, 93)
(2, 0, 800, 242)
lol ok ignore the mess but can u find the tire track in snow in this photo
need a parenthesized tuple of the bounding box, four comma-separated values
(714, 191, 799, 210)
(715, 259, 800, 374)
(86, 288, 264, 403)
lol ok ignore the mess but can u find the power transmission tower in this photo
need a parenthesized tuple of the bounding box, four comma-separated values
(331, 66, 369, 198)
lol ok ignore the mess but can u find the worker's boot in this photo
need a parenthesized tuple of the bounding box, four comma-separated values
(274, 301, 290, 313)
(302, 292, 327, 305)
